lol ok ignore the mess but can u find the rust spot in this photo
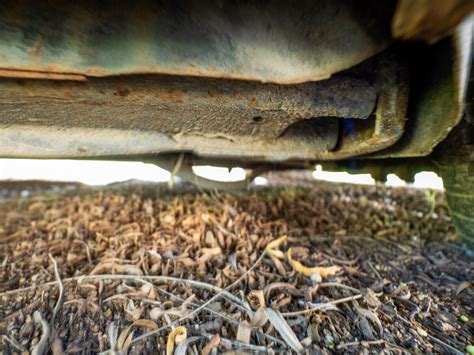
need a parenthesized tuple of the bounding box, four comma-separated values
(207, 90, 216, 98)
(114, 88, 131, 97)
(0, 68, 87, 81)
(0, 64, 335, 84)
(248, 97, 257, 108)
(167, 89, 183, 103)
(207, 90, 224, 101)
(29, 39, 43, 60)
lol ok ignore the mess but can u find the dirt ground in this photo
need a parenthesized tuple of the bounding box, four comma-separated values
(0, 177, 473, 354)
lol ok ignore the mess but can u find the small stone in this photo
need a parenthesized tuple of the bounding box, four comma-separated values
(205, 230, 218, 247)
(440, 322, 455, 332)
(310, 272, 322, 283)
(324, 334, 334, 349)
(358, 317, 375, 340)
(402, 337, 418, 349)
(460, 315, 469, 323)
(416, 327, 428, 337)
(466, 345, 474, 355)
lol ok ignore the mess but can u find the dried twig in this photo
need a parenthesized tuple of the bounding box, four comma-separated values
(2, 335, 27, 352)
(73, 239, 92, 264)
(32, 311, 50, 355)
(391, 313, 464, 355)
(282, 294, 362, 317)
(265, 308, 303, 353)
(368, 261, 382, 281)
(154, 288, 286, 347)
(48, 254, 64, 326)
(1, 182, 471, 354)
(337, 339, 385, 349)
(130, 250, 267, 345)
(202, 332, 269, 352)
(319, 282, 360, 293)
(0, 274, 246, 311)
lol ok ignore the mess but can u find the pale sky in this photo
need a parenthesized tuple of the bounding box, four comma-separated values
(0, 159, 444, 190)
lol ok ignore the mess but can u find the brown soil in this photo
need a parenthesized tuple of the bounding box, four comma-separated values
(0, 180, 473, 354)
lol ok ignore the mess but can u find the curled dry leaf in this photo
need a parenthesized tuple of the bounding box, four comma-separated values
(66, 253, 82, 264)
(362, 288, 381, 309)
(175, 336, 202, 355)
(31, 311, 50, 355)
(248, 290, 266, 308)
(202, 334, 221, 355)
(312, 303, 339, 312)
(51, 335, 64, 355)
(150, 296, 194, 320)
(90, 261, 143, 276)
(265, 308, 303, 353)
(456, 281, 471, 295)
(125, 299, 144, 321)
(198, 247, 222, 263)
(115, 319, 159, 353)
(166, 326, 187, 355)
(356, 307, 383, 336)
(1, 181, 471, 354)
(287, 248, 341, 278)
(264, 282, 299, 300)
(269, 254, 288, 276)
(237, 307, 269, 344)
(150, 307, 188, 320)
(2, 335, 27, 353)
(107, 322, 119, 352)
(236, 322, 252, 344)
(249, 307, 268, 328)
(265, 236, 287, 259)
(129, 319, 159, 330)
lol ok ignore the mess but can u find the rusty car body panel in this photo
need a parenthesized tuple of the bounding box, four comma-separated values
(0, 0, 393, 84)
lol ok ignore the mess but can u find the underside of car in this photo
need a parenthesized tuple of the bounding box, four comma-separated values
(0, 0, 473, 248)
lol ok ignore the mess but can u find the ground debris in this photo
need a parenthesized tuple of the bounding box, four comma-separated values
(0, 180, 473, 354)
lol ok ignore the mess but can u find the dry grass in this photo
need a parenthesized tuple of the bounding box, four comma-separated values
(0, 180, 473, 353)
